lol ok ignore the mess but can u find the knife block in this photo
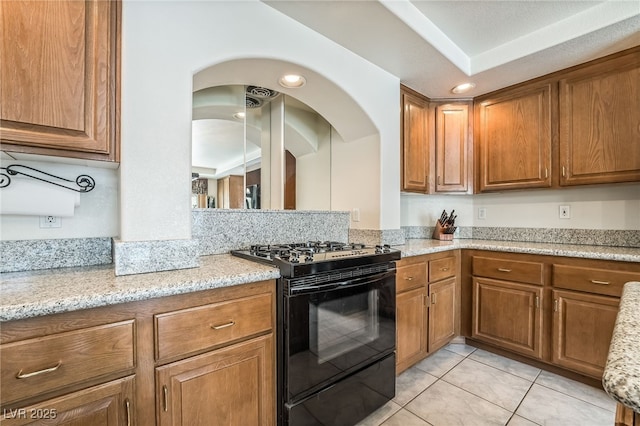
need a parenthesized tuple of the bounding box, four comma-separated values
(432, 221, 454, 241)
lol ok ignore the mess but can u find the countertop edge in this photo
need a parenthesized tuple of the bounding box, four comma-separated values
(2, 240, 639, 322)
(603, 282, 640, 413)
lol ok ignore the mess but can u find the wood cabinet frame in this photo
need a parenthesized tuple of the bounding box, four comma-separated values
(0, 280, 276, 426)
(0, 0, 121, 162)
(461, 249, 640, 380)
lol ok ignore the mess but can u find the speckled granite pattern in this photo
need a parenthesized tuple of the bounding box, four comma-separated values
(471, 227, 640, 247)
(603, 282, 640, 413)
(192, 209, 350, 255)
(113, 238, 199, 276)
(397, 239, 640, 262)
(4, 239, 638, 322)
(402, 226, 640, 248)
(0, 238, 112, 273)
(0, 254, 280, 322)
(349, 228, 406, 246)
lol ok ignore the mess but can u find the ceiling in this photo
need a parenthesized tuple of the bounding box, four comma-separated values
(263, 0, 640, 98)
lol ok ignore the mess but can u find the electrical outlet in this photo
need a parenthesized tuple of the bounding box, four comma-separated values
(351, 208, 360, 222)
(40, 216, 61, 228)
(478, 208, 487, 220)
(559, 205, 571, 219)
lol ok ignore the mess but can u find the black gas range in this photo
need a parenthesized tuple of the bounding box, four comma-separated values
(232, 241, 400, 426)
(231, 241, 400, 278)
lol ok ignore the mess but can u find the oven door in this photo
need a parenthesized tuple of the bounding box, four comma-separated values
(284, 269, 396, 402)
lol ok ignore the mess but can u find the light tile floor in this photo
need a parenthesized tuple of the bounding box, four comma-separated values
(357, 343, 617, 426)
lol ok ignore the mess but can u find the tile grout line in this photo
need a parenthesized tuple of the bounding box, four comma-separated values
(531, 380, 618, 414)
(505, 369, 543, 426)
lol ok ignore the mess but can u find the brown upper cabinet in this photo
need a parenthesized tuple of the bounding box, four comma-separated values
(475, 82, 553, 192)
(435, 103, 471, 193)
(0, 0, 121, 162)
(558, 49, 640, 186)
(401, 86, 471, 194)
(401, 87, 430, 192)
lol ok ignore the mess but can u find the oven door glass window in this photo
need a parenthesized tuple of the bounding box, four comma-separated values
(285, 272, 395, 401)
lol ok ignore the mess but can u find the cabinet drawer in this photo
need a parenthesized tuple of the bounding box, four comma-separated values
(397, 262, 427, 292)
(155, 292, 273, 361)
(473, 256, 543, 285)
(1, 320, 135, 405)
(429, 257, 456, 282)
(552, 265, 640, 297)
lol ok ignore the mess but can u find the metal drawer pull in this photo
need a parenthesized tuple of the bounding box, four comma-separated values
(590, 280, 610, 285)
(163, 385, 168, 412)
(441, 268, 449, 271)
(406, 276, 413, 281)
(125, 399, 131, 426)
(497, 268, 512, 273)
(432, 293, 437, 304)
(535, 296, 539, 309)
(554, 299, 558, 312)
(16, 361, 62, 379)
(211, 321, 235, 330)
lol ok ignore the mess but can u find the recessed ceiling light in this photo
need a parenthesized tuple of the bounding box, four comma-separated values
(451, 82, 476, 94)
(279, 74, 306, 88)
(233, 112, 245, 120)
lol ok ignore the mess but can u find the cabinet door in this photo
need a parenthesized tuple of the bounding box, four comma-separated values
(396, 286, 427, 374)
(472, 278, 543, 359)
(428, 278, 456, 353)
(401, 90, 430, 193)
(156, 334, 274, 426)
(435, 104, 469, 193)
(1, 376, 134, 426)
(559, 50, 640, 186)
(0, 0, 119, 161)
(552, 290, 619, 378)
(476, 83, 552, 192)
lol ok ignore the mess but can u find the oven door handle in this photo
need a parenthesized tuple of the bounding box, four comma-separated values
(289, 270, 395, 295)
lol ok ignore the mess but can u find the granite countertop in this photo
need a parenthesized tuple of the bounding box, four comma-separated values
(603, 282, 640, 413)
(397, 239, 640, 262)
(1, 239, 639, 322)
(0, 254, 280, 322)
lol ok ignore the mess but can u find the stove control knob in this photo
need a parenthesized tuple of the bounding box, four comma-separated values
(375, 245, 383, 254)
(305, 255, 314, 263)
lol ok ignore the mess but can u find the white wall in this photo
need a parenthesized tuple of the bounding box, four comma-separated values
(120, 1, 401, 242)
(332, 132, 381, 229)
(0, 158, 119, 240)
(401, 183, 640, 230)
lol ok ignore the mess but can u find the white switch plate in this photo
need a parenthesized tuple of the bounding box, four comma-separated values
(478, 208, 487, 220)
(40, 216, 61, 228)
(559, 205, 571, 219)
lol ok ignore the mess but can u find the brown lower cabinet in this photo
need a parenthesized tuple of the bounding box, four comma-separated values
(1, 376, 135, 426)
(472, 278, 543, 360)
(0, 280, 276, 426)
(552, 290, 619, 378)
(396, 252, 459, 373)
(156, 334, 273, 426)
(462, 250, 640, 381)
(616, 403, 640, 426)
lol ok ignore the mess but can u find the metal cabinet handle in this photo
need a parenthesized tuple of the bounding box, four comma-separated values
(406, 276, 413, 281)
(432, 293, 437, 305)
(562, 166, 566, 177)
(535, 296, 539, 309)
(125, 399, 131, 426)
(211, 321, 235, 330)
(554, 299, 558, 312)
(544, 168, 549, 179)
(497, 268, 512, 273)
(16, 361, 62, 379)
(590, 280, 610, 285)
(163, 385, 168, 412)
(441, 267, 449, 271)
